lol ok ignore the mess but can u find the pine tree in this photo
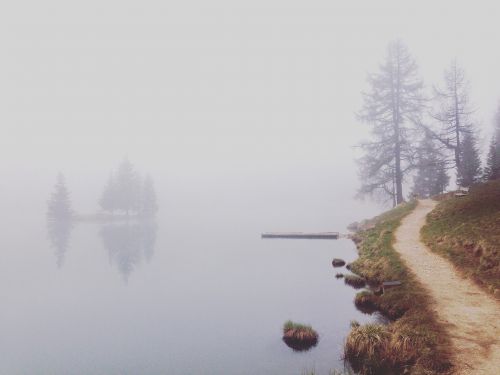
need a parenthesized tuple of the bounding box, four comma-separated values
(100, 159, 159, 216)
(457, 129, 482, 187)
(483, 106, 500, 180)
(47, 173, 73, 220)
(412, 136, 449, 197)
(99, 173, 118, 214)
(357, 40, 424, 206)
(140, 175, 158, 217)
(435, 162, 450, 195)
(115, 159, 141, 215)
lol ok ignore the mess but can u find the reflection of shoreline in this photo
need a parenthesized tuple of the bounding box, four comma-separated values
(46, 219, 74, 268)
(99, 220, 158, 282)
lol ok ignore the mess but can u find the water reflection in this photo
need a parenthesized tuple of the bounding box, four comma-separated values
(99, 220, 158, 281)
(282, 336, 318, 352)
(47, 219, 74, 268)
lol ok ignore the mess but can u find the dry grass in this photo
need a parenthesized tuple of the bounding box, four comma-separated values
(422, 180, 500, 298)
(345, 201, 453, 375)
(343, 274, 366, 289)
(283, 321, 318, 351)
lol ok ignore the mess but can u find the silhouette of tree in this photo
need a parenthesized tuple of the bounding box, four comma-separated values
(424, 61, 477, 180)
(484, 105, 500, 180)
(357, 40, 425, 206)
(47, 173, 73, 220)
(140, 175, 158, 217)
(115, 159, 141, 215)
(100, 159, 160, 216)
(457, 129, 482, 187)
(46, 173, 73, 267)
(100, 159, 143, 215)
(412, 136, 449, 197)
(99, 173, 118, 214)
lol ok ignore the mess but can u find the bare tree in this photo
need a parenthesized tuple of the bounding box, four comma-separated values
(357, 40, 424, 206)
(428, 60, 475, 174)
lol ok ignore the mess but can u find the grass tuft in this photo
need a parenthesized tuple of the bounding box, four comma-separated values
(283, 320, 318, 351)
(343, 274, 366, 289)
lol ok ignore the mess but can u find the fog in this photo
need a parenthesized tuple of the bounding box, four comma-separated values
(2, 1, 500, 217)
(1, 1, 499, 374)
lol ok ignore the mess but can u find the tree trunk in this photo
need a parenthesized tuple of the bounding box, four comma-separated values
(394, 53, 404, 205)
(395, 143, 403, 204)
(454, 75, 461, 172)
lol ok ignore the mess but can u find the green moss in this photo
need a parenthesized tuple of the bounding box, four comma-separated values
(283, 320, 314, 332)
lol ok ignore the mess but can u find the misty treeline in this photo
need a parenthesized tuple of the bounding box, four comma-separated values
(46, 159, 158, 221)
(99, 159, 158, 216)
(357, 40, 500, 206)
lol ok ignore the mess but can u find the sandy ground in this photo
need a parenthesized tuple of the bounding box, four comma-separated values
(393, 199, 500, 375)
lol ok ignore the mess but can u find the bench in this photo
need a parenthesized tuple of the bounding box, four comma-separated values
(455, 186, 469, 197)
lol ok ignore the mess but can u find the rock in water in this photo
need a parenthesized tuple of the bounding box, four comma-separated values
(332, 258, 346, 267)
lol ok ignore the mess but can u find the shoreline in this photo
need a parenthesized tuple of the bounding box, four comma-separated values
(344, 201, 453, 374)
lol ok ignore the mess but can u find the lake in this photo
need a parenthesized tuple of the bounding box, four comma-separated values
(0, 184, 380, 375)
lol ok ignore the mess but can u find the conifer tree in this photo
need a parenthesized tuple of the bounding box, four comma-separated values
(483, 106, 500, 180)
(47, 173, 73, 220)
(357, 40, 424, 206)
(115, 159, 141, 215)
(457, 129, 482, 187)
(99, 173, 118, 214)
(412, 136, 449, 197)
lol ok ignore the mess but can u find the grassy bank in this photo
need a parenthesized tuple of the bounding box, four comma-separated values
(345, 201, 452, 374)
(421, 180, 500, 299)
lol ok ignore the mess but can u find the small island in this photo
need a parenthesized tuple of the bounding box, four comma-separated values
(282, 320, 318, 351)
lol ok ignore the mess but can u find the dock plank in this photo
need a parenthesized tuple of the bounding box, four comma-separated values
(261, 232, 339, 239)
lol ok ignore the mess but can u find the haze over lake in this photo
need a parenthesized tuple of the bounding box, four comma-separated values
(1, 172, 379, 374)
(2, 1, 500, 373)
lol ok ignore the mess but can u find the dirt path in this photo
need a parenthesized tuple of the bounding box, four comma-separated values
(394, 199, 500, 375)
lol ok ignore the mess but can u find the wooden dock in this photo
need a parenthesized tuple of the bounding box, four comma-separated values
(261, 232, 340, 239)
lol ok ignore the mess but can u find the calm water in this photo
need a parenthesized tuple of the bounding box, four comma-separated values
(0, 187, 378, 375)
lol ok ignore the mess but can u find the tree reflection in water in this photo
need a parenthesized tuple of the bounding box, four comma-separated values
(47, 219, 73, 268)
(99, 219, 157, 282)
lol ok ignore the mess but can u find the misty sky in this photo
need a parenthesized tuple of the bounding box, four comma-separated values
(1, 1, 500, 214)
